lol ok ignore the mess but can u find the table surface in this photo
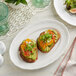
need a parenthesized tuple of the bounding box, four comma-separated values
(0, 1, 76, 76)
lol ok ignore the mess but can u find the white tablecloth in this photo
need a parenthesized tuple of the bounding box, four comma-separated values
(0, 1, 76, 76)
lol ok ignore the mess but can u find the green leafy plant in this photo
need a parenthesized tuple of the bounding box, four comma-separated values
(5, 0, 27, 5)
(65, 0, 76, 10)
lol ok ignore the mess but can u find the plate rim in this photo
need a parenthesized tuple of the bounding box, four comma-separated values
(9, 19, 70, 70)
(54, 0, 76, 26)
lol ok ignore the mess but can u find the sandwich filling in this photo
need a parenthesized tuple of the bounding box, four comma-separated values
(20, 39, 37, 60)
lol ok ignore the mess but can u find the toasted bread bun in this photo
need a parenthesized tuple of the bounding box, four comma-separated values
(19, 39, 38, 63)
(37, 29, 60, 53)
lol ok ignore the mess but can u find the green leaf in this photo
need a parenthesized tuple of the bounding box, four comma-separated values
(20, 0, 27, 5)
(16, 0, 21, 5)
(5, 0, 27, 5)
(5, 0, 16, 3)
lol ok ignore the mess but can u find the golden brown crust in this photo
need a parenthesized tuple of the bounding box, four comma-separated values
(37, 29, 61, 53)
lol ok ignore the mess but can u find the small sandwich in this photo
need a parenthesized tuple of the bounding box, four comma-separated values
(65, 0, 76, 13)
(19, 39, 38, 63)
(37, 29, 60, 53)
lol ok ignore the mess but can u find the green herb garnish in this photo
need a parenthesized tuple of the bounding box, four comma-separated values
(40, 33, 52, 42)
(25, 44, 32, 51)
(25, 42, 36, 51)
